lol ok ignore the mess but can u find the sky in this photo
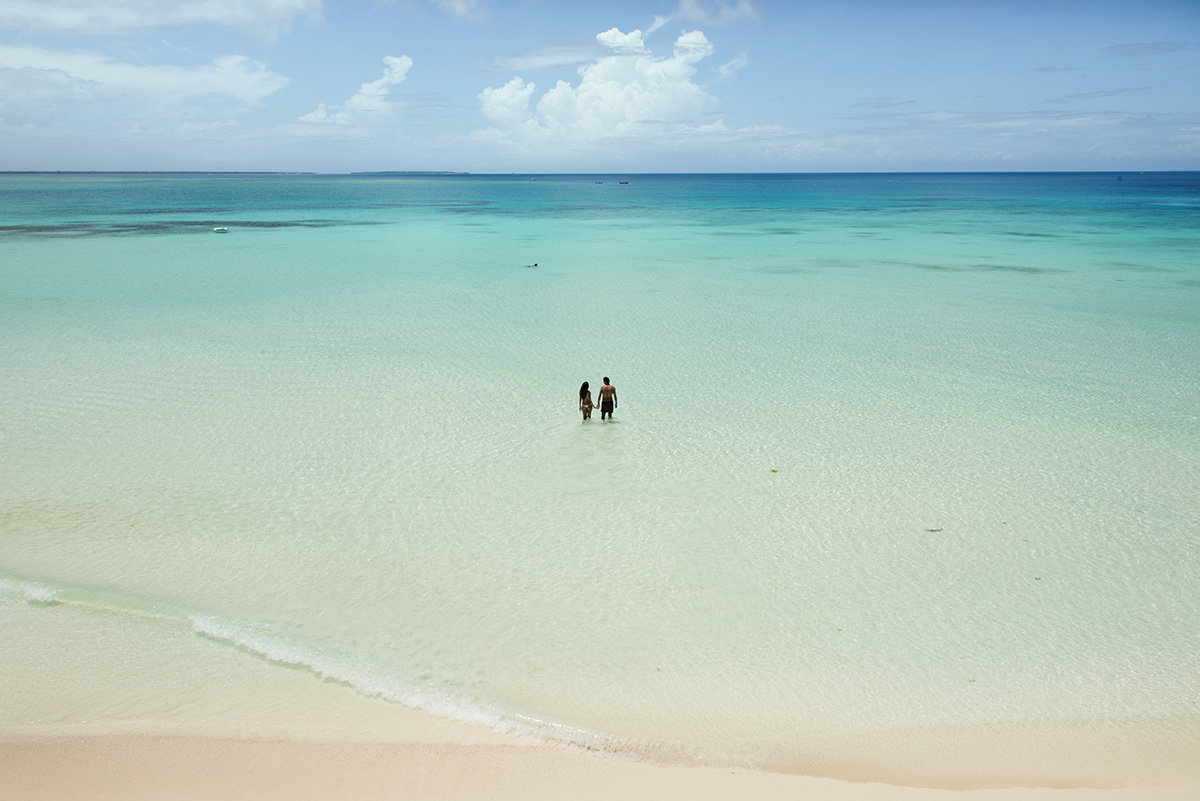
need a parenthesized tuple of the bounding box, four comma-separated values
(0, 0, 1197, 172)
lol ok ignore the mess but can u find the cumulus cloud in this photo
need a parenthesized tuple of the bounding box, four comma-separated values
(479, 76, 537, 128)
(476, 28, 719, 153)
(673, 30, 715, 61)
(596, 27, 648, 53)
(300, 55, 412, 125)
(347, 55, 413, 112)
(0, 0, 321, 37)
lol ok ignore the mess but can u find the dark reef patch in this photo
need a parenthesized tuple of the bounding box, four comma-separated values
(0, 219, 386, 239)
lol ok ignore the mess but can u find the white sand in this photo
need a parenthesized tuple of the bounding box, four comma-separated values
(3, 731, 1198, 801)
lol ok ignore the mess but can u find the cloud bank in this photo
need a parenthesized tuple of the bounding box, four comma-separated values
(0, 0, 321, 37)
(0, 44, 288, 111)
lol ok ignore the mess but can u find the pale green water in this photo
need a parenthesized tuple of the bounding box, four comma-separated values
(2, 173, 1198, 783)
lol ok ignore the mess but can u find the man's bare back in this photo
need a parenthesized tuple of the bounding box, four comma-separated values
(597, 378, 617, 420)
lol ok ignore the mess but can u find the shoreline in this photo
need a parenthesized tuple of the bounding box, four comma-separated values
(2, 732, 1196, 801)
(4, 589, 1198, 798)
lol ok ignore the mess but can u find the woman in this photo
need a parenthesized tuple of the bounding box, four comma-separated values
(578, 381, 594, 421)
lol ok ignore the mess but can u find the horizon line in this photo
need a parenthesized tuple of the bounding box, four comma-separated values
(2, 169, 1196, 176)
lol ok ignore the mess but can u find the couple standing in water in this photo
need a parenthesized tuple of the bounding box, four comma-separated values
(579, 378, 617, 422)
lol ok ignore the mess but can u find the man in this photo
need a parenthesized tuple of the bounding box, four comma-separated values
(597, 377, 617, 420)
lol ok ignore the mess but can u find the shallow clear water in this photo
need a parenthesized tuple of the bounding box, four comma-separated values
(2, 172, 1198, 781)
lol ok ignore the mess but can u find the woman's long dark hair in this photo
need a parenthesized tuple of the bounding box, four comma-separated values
(579, 381, 589, 399)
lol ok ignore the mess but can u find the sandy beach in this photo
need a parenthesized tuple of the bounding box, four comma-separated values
(5, 581, 1196, 801)
(3, 731, 1198, 801)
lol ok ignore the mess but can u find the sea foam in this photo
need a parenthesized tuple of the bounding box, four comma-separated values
(0, 575, 58, 604)
(1, 568, 608, 750)
(187, 611, 616, 752)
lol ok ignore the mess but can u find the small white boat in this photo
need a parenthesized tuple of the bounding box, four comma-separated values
(212, 227, 229, 233)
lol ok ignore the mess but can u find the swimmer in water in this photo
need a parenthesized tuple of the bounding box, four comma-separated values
(579, 381, 594, 421)
(596, 377, 616, 420)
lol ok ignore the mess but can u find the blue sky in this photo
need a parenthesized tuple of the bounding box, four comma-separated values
(1, 0, 1197, 172)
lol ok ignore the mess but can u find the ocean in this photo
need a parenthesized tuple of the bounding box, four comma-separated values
(1, 172, 1198, 785)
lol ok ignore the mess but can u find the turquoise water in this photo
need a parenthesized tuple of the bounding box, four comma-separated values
(2, 173, 1198, 784)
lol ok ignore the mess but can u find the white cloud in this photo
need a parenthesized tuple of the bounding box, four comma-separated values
(346, 55, 413, 112)
(490, 24, 687, 77)
(492, 45, 601, 72)
(719, 53, 748, 76)
(479, 76, 537, 128)
(673, 30, 715, 62)
(297, 102, 348, 125)
(596, 27, 647, 53)
(0, 0, 322, 37)
(300, 55, 412, 125)
(646, 15, 671, 36)
(475, 29, 719, 155)
(890, 109, 1139, 134)
(676, 0, 758, 26)
(0, 44, 288, 151)
(0, 44, 288, 107)
(431, 0, 480, 18)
